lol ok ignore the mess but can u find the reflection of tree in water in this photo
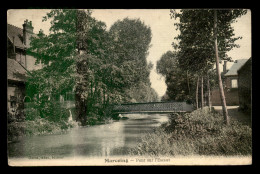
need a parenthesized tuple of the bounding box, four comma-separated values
(68, 122, 125, 157)
(8, 114, 169, 158)
(100, 122, 125, 156)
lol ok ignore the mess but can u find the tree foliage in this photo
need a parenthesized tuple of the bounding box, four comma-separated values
(26, 10, 158, 125)
(156, 51, 178, 77)
(160, 9, 247, 108)
(170, 9, 247, 74)
(108, 18, 157, 103)
(156, 50, 195, 102)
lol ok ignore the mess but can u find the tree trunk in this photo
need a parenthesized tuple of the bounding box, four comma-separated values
(214, 10, 229, 125)
(102, 89, 106, 106)
(201, 76, 204, 108)
(75, 87, 87, 125)
(207, 73, 212, 111)
(196, 76, 199, 109)
(75, 58, 88, 125)
(187, 71, 191, 95)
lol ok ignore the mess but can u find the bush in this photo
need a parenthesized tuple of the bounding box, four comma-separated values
(25, 100, 70, 122)
(39, 101, 70, 122)
(163, 108, 225, 139)
(7, 118, 77, 142)
(7, 121, 26, 142)
(8, 109, 26, 123)
(24, 107, 40, 121)
(195, 121, 252, 155)
(129, 128, 197, 156)
(130, 108, 252, 156)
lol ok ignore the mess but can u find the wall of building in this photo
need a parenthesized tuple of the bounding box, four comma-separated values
(238, 59, 252, 112)
(7, 21, 43, 116)
(224, 76, 238, 89)
(211, 87, 239, 106)
(7, 81, 26, 113)
(15, 51, 26, 67)
(26, 54, 42, 71)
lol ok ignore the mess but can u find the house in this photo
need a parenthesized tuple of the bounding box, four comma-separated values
(211, 59, 249, 106)
(7, 58, 28, 115)
(7, 20, 43, 71)
(7, 20, 43, 114)
(237, 57, 252, 112)
(223, 59, 248, 89)
(7, 20, 75, 115)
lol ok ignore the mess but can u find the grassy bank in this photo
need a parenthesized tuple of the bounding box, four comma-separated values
(7, 108, 120, 142)
(130, 107, 252, 156)
(7, 118, 78, 142)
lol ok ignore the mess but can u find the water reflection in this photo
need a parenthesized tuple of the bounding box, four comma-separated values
(8, 113, 169, 158)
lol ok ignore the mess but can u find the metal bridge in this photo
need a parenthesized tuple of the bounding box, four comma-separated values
(55, 100, 194, 114)
(112, 101, 193, 114)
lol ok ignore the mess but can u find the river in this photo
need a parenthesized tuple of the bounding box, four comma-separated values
(8, 113, 169, 159)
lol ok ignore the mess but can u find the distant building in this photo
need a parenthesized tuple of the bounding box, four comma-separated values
(224, 59, 248, 89)
(237, 57, 252, 112)
(7, 20, 43, 114)
(211, 59, 249, 106)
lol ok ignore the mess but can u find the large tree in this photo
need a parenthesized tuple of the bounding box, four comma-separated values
(108, 18, 157, 103)
(27, 9, 111, 125)
(27, 11, 158, 125)
(156, 51, 196, 102)
(170, 9, 247, 124)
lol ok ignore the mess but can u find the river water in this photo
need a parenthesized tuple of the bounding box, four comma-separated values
(8, 114, 169, 159)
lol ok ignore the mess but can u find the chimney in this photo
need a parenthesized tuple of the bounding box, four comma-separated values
(23, 19, 34, 47)
(223, 61, 227, 74)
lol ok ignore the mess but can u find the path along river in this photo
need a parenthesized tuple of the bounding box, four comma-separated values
(8, 113, 169, 159)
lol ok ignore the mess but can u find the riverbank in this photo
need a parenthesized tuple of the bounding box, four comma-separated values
(8, 113, 167, 159)
(130, 107, 252, 157)
(7, 118, 79, 143)
(7, 114, 128, 143)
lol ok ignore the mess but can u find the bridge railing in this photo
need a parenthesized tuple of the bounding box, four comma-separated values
(112, 101, 193, 113)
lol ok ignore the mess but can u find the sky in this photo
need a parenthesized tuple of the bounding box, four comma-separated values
(7, 9, 251, 97)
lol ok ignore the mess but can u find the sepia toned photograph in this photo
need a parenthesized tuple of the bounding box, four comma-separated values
(7, 9, 252, 166)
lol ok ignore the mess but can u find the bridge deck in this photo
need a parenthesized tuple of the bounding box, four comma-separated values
(112, 101, 193, 113)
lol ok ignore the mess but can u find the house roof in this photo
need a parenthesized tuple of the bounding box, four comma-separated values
(237, 57, 252, 73)
(7, 24, 25, 49)
(7, 23, 37, 49)
(224, 59, 248, 76)
(7, 58, 28, 82)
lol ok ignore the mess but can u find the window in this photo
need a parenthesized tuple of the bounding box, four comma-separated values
(11, 101, 16, 108)
(16, 53, 21, 63)
(10, 96, 17, 108)
(231, 79, 238, 88)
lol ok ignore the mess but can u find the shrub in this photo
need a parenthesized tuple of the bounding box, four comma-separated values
(130, 108, 252, 157)
(84, 112, 100, 125)
(8, 117, 77, 142)
(24, 107, 40, 121)
(7, 121, 26, 142)
(39, 101, 70, 122)
(129, 128, 197, 156)
(195, 121, 252, 155)
(8, 109, 26, 123)
(163, 108, 225, 139)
